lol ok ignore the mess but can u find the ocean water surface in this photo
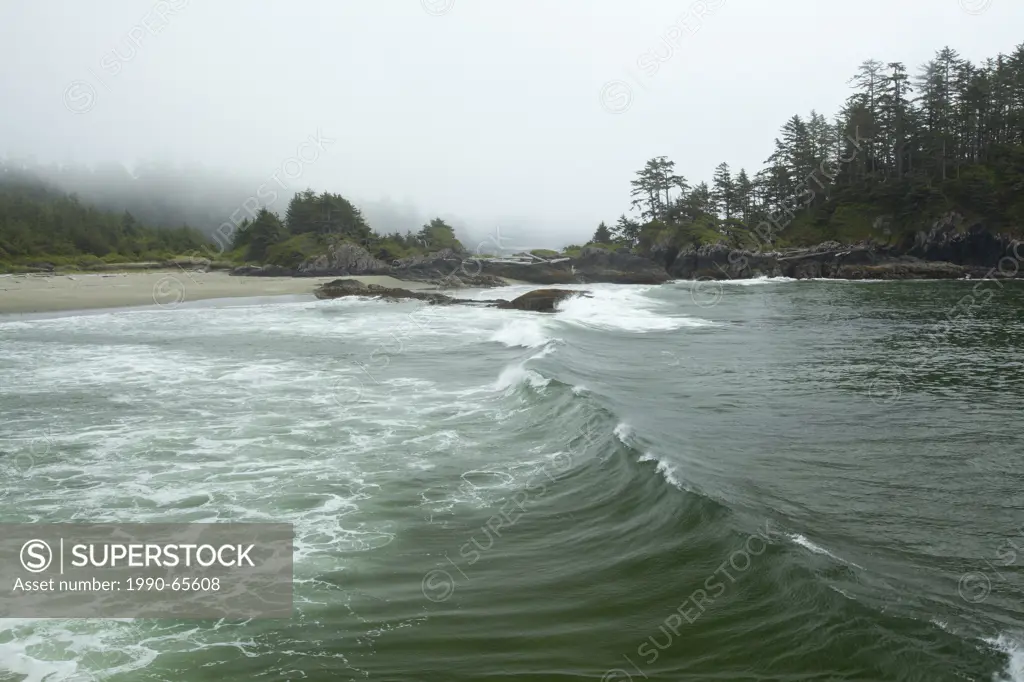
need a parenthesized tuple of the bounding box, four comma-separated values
(1, 279, 1023, 681)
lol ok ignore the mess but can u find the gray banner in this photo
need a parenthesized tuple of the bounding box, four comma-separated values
(0, 523, 293, 618)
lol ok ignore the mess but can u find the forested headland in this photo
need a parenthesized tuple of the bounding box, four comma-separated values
(590, 44, 1024, 265)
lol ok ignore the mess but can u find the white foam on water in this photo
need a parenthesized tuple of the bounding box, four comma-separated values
(0, 282, 726, 678)
(556, 285, 716, 332)
(828, 585, 855, 600)
(639, 452, 690, 492)
(493, 363, 550, 392)
(787, 533, 864, 569)
(613, 422, 634, 445)
(490, 319, 554, 348)
(986, 634, 1024, 682)
(0, 618, 167, 682)
(720, 276, 798, 286)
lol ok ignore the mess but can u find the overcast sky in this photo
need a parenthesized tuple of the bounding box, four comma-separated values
(1, 0, 1021, 247)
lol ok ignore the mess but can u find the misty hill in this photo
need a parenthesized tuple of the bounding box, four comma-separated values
(0, 159, 500, 254)
(0, 167, 208, 270)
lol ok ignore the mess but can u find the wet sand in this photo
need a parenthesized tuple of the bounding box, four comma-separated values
(0, 271, 437, 315)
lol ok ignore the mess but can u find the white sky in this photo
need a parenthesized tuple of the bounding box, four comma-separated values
(1, 0, 1020, 246)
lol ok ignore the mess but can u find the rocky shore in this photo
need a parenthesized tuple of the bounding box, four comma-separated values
(233, 213, 1023, 285)
(313, 279, 587, 312)
(233, 242, 670, 286)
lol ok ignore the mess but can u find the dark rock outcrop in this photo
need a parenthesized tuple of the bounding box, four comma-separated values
(467, 247, 668, 285)
(833, 261, 965, 279)
(492, 288, 589, 313)
(668, 243, 784, 280)
(297, 242, 389, 276)
(313, 279, 458, 305)
(668, 242, 970, 281)
(313, 279, 588, 313)
(667, 211, 1021, 281)
(905, 212, 1017, 267)
(391, 250, 512, 288)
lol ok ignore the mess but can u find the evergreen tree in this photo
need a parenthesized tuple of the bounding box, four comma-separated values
(613, 214, 641, 246)
(630, 157, 687, 221)
(592, 221, 613, 244)
(417, 218, 464, 252)
(242, 209, 287, 261)
(711, 162, 735, 219)
(734, 168, 755, 224)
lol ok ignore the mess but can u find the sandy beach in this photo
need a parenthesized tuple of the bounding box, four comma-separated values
(0, 270, 436, 315)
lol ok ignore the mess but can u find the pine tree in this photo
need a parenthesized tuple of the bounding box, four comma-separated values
(630, 157, 688, 221)
(734, 168, 755, 224)
(592, 221, 613, 244)
(711, 162, 735, 219)
(613, 214, 641, 246)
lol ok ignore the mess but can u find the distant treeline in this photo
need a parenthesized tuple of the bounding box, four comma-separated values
(227, 190, 465, 267)
(0, 168, 208, 269)
(0, 163, 470, 271)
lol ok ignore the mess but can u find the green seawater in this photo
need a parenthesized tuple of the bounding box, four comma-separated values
(1, 279, 1022, 681)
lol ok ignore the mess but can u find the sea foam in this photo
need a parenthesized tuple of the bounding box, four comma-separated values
(556, 285, 715, 332)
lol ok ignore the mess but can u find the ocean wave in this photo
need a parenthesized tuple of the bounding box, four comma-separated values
(490, 320, 556, 348)
(556, 286, 715, 332)
(638, 452, 690, 492)
(987, 634, 1024, 682)
(493, 362, 551, 392)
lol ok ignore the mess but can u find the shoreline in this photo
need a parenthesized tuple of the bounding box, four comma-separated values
(0, 271, 440, 316)
(1, 269, 1004, 317)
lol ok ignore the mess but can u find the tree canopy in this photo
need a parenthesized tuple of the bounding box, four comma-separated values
(597, 43, 1024, 260)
